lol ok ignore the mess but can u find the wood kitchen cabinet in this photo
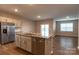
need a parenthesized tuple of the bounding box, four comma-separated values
(16, 35, 52, 55)
(26, 37, 32, 52)
(32, 37, 45, 55)
(20, 36, 27, 50)
(16, 35, 21, 47)
(20, 36, 32, 52)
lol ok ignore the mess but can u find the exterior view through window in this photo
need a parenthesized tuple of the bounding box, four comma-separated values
(60, 23, 73, 32)
(41, 24, 49, 37)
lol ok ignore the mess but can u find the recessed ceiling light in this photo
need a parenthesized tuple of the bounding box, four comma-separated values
(14, 8, 18, 12)
(37, 16, 41, 18)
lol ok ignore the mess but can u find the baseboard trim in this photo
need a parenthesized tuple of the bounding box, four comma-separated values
(56, 35, 78, 38)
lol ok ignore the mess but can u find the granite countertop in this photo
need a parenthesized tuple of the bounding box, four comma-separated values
(16, 32, 25, 35)
(16, 32, 53, 39)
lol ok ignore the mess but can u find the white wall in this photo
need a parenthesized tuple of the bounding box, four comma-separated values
(21, 19, 35, 33)
(35, 19, 56, 36)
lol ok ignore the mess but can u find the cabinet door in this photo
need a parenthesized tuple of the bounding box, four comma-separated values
(7, 18, 13, 23)
(32, 38, 45, 55)
(16, 35, 20, 47)
(36, 39, 45, 55)
(20, 36, 27, 50)
(26, 37, 32, 52)
(32, 37, 37, 54)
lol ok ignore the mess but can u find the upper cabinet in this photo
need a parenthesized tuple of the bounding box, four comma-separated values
(7, 18, 14, 23)
(14, 19, 22, 27)
(0, 16, 23, 33)
(0, 16, 7, 22)
(0, 16, 22, 27)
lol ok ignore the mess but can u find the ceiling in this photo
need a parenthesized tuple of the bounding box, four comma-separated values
(0, 4, 78, 21)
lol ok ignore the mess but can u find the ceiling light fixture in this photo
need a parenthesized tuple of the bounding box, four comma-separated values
(14, 8, 18, 12)
(37, 16, 41, 18)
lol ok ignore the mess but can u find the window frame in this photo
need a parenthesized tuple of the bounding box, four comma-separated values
(60, 22, 73, 32)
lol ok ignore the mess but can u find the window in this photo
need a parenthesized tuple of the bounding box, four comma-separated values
(41, 24, 49, 37)
(60, 23, 73, 32)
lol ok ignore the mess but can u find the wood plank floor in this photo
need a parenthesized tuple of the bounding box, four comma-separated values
(53, 36, 78, 55)
(0, 36, 78, 55)
(0, 43, 32, 55)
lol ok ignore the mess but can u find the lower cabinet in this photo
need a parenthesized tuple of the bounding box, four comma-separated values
(26, 37, 32, 52)
(20, 36, 32, 52)
(32, 37, 45, 55)
(16, 35, 51, 55)
(20, 36, 27, 50)
(16, 35, 21, 47)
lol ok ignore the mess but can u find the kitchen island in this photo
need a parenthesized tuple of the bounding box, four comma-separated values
(16, 33, 54, 55)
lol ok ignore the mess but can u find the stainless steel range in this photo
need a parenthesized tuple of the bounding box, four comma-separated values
(0, 22, 15, 44)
